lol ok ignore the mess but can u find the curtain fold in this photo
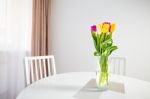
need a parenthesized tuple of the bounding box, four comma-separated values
(31, 0, 50, 56)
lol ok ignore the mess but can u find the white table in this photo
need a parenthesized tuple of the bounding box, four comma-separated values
(16, 72, 150, 99)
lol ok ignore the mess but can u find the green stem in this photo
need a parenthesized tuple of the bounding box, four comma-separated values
(98, 56, 109, 87)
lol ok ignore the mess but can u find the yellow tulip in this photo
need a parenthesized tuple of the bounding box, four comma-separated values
(98, 24, 103, 33)
(110, 24, 116, 33)
(102, 23, 110, 33)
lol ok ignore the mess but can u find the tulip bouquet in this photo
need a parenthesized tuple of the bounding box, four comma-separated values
(91, 22, 118, 89)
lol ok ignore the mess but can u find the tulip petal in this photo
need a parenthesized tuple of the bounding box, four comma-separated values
(102, 24, 110, 33)
(98, 24, 103, 33)
(110, 24, 116, 33)
(91, 25, 97, 32)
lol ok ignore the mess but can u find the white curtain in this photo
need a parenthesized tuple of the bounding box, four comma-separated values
(0, 0, 32, 99)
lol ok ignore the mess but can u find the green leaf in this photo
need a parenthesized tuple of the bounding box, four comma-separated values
(102, 38, 112, 46)
(108, 46, 118, 56)
(101, 46, 118, 56)
(96, 33, 100, 52)
(91, 32, 118, 57)
(91, 33, 97, 49)
(94, 51, 99, 56)
(105, 33, 112, 40)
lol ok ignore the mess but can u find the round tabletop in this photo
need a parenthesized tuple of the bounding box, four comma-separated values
(17, 72, 150, 99)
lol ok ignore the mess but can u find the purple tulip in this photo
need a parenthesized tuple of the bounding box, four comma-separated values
(91, 25, 97, 32)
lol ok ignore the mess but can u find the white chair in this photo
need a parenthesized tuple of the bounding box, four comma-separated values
(109, 57, 126, 75)
(24, 55, 56, 86)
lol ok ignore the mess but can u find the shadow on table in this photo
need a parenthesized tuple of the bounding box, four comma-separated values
(108, 81, 125, 93)
(74, 79, 125, 99)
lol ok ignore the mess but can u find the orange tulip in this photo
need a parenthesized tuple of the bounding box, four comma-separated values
(110, 24, 116, 33)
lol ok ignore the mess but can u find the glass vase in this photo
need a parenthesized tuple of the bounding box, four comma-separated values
(96, 56, 109, 90)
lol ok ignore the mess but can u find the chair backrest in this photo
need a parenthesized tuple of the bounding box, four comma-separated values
(109, 57, 126, 75)
(24, 55, 56, 86)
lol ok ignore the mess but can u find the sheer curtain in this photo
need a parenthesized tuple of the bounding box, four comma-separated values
(0, 0, 32, 99)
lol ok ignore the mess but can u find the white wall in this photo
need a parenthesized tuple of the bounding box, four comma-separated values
(50, 0, 150, 81)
